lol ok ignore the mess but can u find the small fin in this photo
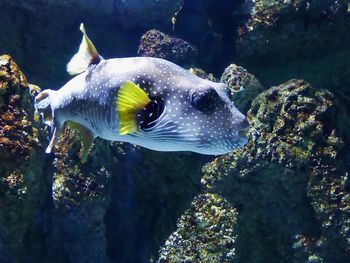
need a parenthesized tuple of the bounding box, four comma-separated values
(117, 80, 151, 135)
(45, 121, 65, 154)
(66, 23, 100, 75)
(67, 121, 95, 164)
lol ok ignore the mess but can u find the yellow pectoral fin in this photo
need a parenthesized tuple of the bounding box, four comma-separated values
(117, 80, 151, 135)
(67, 121, 94, 164)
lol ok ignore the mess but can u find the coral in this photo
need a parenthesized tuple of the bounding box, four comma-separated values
(158, 193, 238, 263)
(199, 79, 350, 262)
(221, 64, 265, 113)
(0, 54, 49, 262)
(138, 29, 198, 67)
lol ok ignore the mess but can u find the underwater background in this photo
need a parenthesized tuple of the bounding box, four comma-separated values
(0, 0, 350, 262)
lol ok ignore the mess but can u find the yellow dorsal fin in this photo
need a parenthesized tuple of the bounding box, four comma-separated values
(66, 23, 100, 75)
(117, 81, 151, 135)
(67, 121, 95, 164)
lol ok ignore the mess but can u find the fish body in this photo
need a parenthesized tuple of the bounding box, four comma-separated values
(35, 24, 249, 160)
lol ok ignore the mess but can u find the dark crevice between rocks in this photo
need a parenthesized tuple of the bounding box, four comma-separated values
(104, 148, 208, 263)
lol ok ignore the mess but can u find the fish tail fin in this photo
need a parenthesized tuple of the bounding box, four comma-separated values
(45, 124, 64, 154)
(34, 89, 62, 153)
(66, 23, 102, 75)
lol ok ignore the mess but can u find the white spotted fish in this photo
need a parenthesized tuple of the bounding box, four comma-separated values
(35, 24, 249, 162)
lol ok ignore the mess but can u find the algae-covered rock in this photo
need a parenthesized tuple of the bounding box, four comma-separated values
(189, 67, 217, 82)
(235, 0, 349, 60)
(200, 79, 349, 263)
(233, 0, 350, 90)
(48, 127, 117, 263)
(48, 117, 206, 263)
(0, 54, 49, 262)
(221, 64, 265, 113)
(138, 29, 198, 67)
(158, 193, 238, 263)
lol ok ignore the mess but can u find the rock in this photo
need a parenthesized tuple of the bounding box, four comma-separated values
(221, 64, 265, 113)
(157, 193, 238, 263)
(0, 54, 49, 262)
(233, 0, 350, 91)
(138, 29, 198, 67)
(48, 127, 117, 263)
(199, 79, 350, 262)
(114, 0, 184, 30)
(188, 67, 217, 82)
(235, 0, 349, 60)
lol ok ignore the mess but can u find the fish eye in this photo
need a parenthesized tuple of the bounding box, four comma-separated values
(190, 89, 217, 113)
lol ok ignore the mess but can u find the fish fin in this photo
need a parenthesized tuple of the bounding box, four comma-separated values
(67, 121, 95, 164)
(66, 23, 100, 75)
(117, 80, 151, 135)
(45, 121, 65, 154)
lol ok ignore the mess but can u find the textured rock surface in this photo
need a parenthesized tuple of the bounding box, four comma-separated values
(221, 64, 265, 113)
(48, 128, 115, 263)
(233, 0, 350, 90)
(158, 79, 350, 263)
(200, 80, 349, 263)
(158, 193, 238, 263)
(0, 54, 49, 262)
(235, 0, 350, 60)
(138, 29, 198, 67)
(188, 67, 217, 82)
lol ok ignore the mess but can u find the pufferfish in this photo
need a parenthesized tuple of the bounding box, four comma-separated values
(35, 24, 249, 163)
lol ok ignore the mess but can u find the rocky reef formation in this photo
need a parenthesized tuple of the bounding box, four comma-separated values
(221, 64, 264, 113)
(234, 0, 349, 61)
(232, 0, 350, 91)
(158, 79, 350, 262)
(48, 129, 115, 263)
(158, 193, 238, 262)
(138, 29, 198, 67)
(0, 55, 49, 262)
